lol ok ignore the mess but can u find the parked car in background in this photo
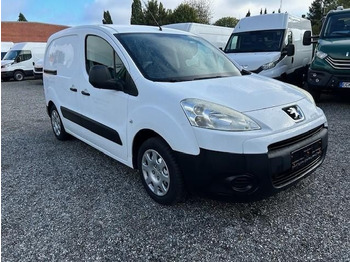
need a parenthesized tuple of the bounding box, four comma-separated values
(224, 13, 312, 82)
(33, 59, 43, 79)
(305, 6, 350, 101)
(164, 22, 233, 49)
(1, 42, 46, 81)
(44, 25, 328, 205)
(1, 42, 14, 60)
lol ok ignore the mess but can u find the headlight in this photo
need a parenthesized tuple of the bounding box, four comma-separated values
(315, 50, 327, 59)
(181, 98, 260, 131)
(261, 60, 278, 70)
(1, 63, 13, 68)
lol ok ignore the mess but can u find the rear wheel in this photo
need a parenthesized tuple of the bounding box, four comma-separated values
(14, 71, 25, 81)
(138, 137, 186, 205)
(50, 105, 69, 140)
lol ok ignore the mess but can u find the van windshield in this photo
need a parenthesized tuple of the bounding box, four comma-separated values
(321, 13, 350, 38)
(115, 33, 241, 82)
(3, 50, 20, 60)
(224, 29, 285, 53)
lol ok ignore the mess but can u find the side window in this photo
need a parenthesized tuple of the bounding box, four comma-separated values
(18, 50, 32, 62)
(86, 35, 126, 81)
(228, 35, 238, 50)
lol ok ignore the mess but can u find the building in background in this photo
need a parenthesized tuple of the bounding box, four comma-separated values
(1, 22, 69, 43)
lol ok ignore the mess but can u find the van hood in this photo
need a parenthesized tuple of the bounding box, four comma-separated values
(1, 60, 14, 66)
(226, 52, 281, 72)
(318, 38, 350, 60)
(160, 74, 305, 112)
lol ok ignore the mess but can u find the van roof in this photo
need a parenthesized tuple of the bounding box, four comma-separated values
(233, 13, 310, 33)
(9, 42, 46, 50)
(49, 24, 192, 40)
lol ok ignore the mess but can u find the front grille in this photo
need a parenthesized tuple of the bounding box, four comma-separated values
(272, 156, 322, 188)
(269, 125, 325, 188)
(268, 125, 323, 151)
(325, 56, 350, 70)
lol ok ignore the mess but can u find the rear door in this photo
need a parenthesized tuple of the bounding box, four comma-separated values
(44, 34, 81, 135)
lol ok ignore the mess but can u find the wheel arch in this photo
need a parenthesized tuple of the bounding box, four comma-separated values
(132, 129, 165, 169)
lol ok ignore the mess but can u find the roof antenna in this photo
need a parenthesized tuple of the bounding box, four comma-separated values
(141, 0, 162, 31)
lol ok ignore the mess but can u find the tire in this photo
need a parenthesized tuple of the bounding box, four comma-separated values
(49, 105, 69, 140)
(138, 137, 187, 205)
(14, 71, 25, 81)
(303, 82, 321, 103)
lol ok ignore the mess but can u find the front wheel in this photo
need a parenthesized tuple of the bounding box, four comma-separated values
(138, 137, 186, 205)
(50, 105, 69, 140)
(14, 71, 25, 81)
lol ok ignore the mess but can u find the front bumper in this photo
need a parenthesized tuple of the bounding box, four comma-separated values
(1, 71, 14, 79)
(307, 68, 350, 90)
(175, 125, 328, 202)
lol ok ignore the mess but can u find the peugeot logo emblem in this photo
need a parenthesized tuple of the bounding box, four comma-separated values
(283, 105, 304, 122)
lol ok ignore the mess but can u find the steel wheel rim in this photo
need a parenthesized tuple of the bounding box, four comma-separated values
(141, 149, 170, 196)
(51, 110, 61, 136)
(15, 73, 23, 81)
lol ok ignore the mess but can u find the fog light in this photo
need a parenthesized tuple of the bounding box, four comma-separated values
(226, 174, 258, 194)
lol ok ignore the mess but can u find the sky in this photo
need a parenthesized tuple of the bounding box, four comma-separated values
(1, 0, 314, 26)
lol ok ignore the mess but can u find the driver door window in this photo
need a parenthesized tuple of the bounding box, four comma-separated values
(86, 35, 126, 81)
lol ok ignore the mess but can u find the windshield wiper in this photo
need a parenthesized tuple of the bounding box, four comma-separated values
(194, 75, 225, 81)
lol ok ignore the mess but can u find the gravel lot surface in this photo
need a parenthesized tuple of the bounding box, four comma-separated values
(2, 79, 350, 261)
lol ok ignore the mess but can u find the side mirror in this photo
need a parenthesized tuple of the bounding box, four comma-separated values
(89, 65, 123, 91)
(303, 31, 312, 46)
(286, 44, 295, 56)
(16, 57, 21, 63)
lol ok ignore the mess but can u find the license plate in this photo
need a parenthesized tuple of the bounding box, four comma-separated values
(291, 140, 322, 171)
(340, 82, 350, 88)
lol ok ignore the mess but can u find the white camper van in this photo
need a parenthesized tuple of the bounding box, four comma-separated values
(224, 13, 312, 80)
(1, 42, 14, 59)
(164, 23, 233, 49)
(43, 25, 328, 205)
(1, 42, 46, 81)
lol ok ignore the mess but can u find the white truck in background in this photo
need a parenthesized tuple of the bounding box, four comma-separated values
(1, 42, 14, 59)
(1, 42, 46, 81)
(224, 13, 312, 81)
(164, 22, 233, 49)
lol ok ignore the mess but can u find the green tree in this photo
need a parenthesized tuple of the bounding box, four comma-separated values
(214, 17, 239, 27)
(102, 10, 113, 24)
(170, 3, 199, 23)
(18, 13, 28, 22)
(186, 0, 212, 24)
(144, 0, 160, 25)
(307, 0, 324, 34)
(158, 2, 171, 25)
(131, 0, 144, 24)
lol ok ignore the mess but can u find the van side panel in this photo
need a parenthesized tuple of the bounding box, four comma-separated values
(44, 34, 81, 136)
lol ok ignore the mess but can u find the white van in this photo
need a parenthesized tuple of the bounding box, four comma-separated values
(44, 25, 328, 205)
(1, 42, 14, 59)
(224, 13, 312, 80)
(1, 42, 46, 81)
(164, 23, 233, 49)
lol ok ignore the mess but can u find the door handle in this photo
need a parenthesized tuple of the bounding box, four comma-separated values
(81, 90, 90, 96)
(70, 87, 77, 92)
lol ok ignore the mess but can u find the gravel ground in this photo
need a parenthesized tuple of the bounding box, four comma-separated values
(1, 79, 349, 261)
